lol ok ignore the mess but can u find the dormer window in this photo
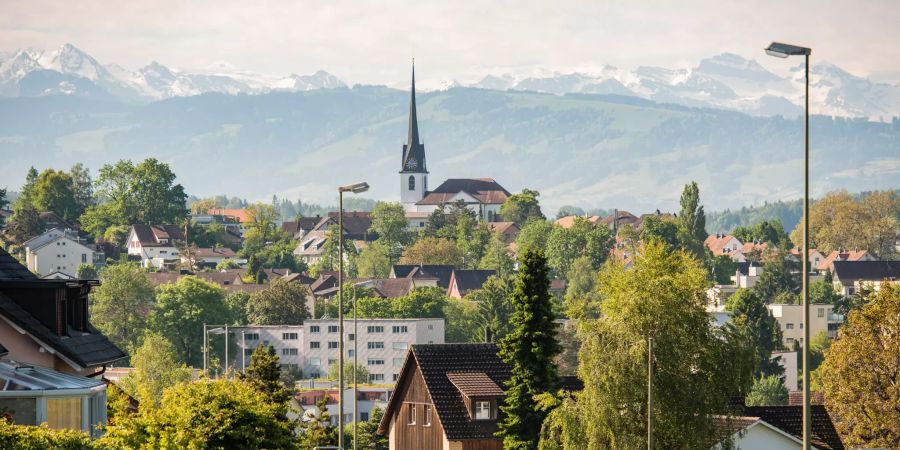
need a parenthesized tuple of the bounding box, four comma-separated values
(447, 372, 504, 422)
(475, 401, 491, 420)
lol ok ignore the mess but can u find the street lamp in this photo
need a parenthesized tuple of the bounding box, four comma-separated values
(351, 279, 376, 450)
(337, 181, 369, 450)
(765, 41, 812, 450)
(203, 324, 229, 378)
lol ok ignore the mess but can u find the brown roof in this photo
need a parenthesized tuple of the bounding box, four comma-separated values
(449, 269, 497, 297)
(370, 278, 417, 298)
(788, 391, 824, 406)
(704, 234, 741, 255)
(282, 217, 322, 235)
(818, 250, 874, 271)
(740, 405, 844, 450)
(447, 372, 505, 397)
(194, 247, 236, 258)
(488, 221, 520, 234)
(131, 224, 185, 247)
(555, 215, 602, 228)
(327, 212, 376, 240)
(601, 210, 640, 226)
(391, 264, 455, 289)
(415, 178, 511, 206)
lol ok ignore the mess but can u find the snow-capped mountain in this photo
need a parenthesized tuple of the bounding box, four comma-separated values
(0, 43, 346, 101)
(1, 44, 897, 120)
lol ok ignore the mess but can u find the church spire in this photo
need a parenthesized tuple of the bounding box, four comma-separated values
(401, 59, 427, 173)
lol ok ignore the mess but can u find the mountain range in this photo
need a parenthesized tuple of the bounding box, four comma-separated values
(2, 44, 899, 120)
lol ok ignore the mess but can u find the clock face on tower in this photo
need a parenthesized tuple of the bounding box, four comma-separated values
(407, 158, 418, 170)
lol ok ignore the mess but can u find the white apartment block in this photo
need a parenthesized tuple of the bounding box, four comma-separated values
(766, 303, 844, 347)
(231, 319, 445, 383)
(23, 228, 98, 278)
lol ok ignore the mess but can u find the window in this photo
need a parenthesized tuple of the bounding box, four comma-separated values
(393, 357, 404, 366)
(800, 323, 804, 329)
(310, 341, 320, 349)
(309, 357, 321, 366)
(817, 308, 825, 318)
(428, 324, 434, 330)
(786, 338, 795, 345)
(475, 401, 491, 420)
(392, 342, 408, 351)
(348, 334, 355, 341)
(283, 332, 298, 340)
(328, 325, 339, 333)
(282, 348, 298, 356)
(786, 323, 794, 330)
(245, 333, 259, 340)
(81, 254, 87, 263)
(393, 373, 400, 381)
(370, 373, 385, 382)
(407, 403, 416, 425)
(368, 342, 384, 349)
(310, 372, 320, 378)
(328, 341, 339, 349)
(392, 325, 408, 333)
(408, 175, 415, 191)
(361, 412, 369, 422)
(328, 358, 337, 366)
(47, 397, 82, 430)
(244, 348, 253, 356)
(368, 325, 384, 333)
(348, 350, 355, 357)
(310, 325, 320, 333)
(424, 405, 433, 426)
(367, 358, 385, 366)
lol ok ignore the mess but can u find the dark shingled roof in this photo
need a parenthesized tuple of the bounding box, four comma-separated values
(0, 291, 126, 368)
(380, 343, 511, 440)
(447, 372, 504, 397)
(391, 264, 455, 289)
(832, 260, 900, 283)
(741, 405, 844, 450)
(282, 217, 322, 236)
(131, 224, 185, 247)
(450, 269, 497, 297)
(0, 248, 37, 280)
(416, 179, 511, 206)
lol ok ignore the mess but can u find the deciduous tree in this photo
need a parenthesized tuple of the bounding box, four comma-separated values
(399, 236, 464, 266)
(246, 279, 310, 325)
(149, 276, 229, 366)
(725, 288, 784, 377)
(500, 188, 545, 226)
(370, 201, 410, 265)
(745, 374, 788, 406)
(117, 333, 192, 406)
(91, 263, 155, 353)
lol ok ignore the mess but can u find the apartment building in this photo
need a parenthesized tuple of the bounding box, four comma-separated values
(231, 319, 444, 383)
(766, 303, 844, 346)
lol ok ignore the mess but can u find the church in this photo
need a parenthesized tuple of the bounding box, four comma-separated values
(398, 64, 511, 228)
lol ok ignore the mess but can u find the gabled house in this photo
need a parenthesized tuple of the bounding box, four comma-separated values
(378, 343, 511, 450)
(126, 224, 185, 269)
(705, 233, 743, 256)
(391, 264, 455, 290)
(713, 405, 844, 450)
(817, 249, 876, 272)
(282, 217, 323, 239)
(831, 260, 899, 296)
(0, 247, 127, 435)
(447, 269, 497, 299)
(23, 228, 99, 278)
(788, 248, 826, 270)
(487, 222, 520, 243)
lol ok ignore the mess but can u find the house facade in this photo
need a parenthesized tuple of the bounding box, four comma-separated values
(766, 303, 843, 345)
(23, 228, 98, 278)
(126, 224, 185, 269)
(831, 260, 898, 296)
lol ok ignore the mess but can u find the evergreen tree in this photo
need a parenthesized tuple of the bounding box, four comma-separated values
(242, 345, 291, 405)
(354, 406, 388, 450)
(725, 288, 784, 377)
(299, 395, 338, 448)
(677, 181, 708, 259)
(497, 249, 561, 449)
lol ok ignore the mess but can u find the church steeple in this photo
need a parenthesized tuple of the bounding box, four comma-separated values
(401, 60, 427, 174)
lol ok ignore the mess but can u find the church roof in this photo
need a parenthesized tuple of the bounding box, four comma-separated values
(401, 62, 427, 174)
(415, 178, 511, 206)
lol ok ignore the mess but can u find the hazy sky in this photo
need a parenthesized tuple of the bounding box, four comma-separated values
(3, 0, 900, 87)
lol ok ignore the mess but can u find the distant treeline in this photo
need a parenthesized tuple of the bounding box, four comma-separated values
(186, 194, 376, 221)
(706, 189, 898, 235)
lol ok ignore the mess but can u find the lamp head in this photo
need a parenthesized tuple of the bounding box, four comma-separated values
(765, 42, 811, 58)
(339, 182, 370, 194)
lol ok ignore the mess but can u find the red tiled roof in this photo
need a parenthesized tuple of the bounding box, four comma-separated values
(555, 215, 602, 229)
(415, 178, 511, 206)
(207, 208, 252, 223)
(704, 234, 741, 255)
(447, 372, 505, 397)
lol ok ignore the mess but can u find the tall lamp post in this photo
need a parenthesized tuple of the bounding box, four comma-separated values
(337, 181, 369, 450)
(765, 41, 812, 450)
(351, 279, 376, 450)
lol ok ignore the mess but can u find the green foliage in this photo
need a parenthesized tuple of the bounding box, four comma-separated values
(357, 241, 392, 278)
(791, 190, 899, 259)
(500, 188, 545, 226)
(216, 258, 240, 271)
(149, 276, 229, 366)
(819, 283, 900, 448)
(709, 253, 738, 284)
(641, 215, 680, 248)
(327, 362, 370, 385)
(298, 396, 337, 448)
(725, 289, 784, 377)
(81, 158, 188, 239)
(545, 218, 613, 277)
(555, 205, 585, 219)
(731, 219, 789, 247)
(497, 249, 561, 449)
(514, 219, 553, 254)
(76, 263, 98, 280)
(677, 181, 708, 258)
(353, 406, 388, 450)
(242, 345, 291, 405)
(562, 255, 600, 320)
(370, 201, 410, 264)
(752, 248, 800, 302)
(5, 202, 43, 245)
(466, 275, 514, 342)
(241, 203, 280, 252)
(0, 420, 93, 450)
(32, 169, 78, 221)
(224, 291, 250, 325)
(246, 279, 310, 325)
(541, 242, 754, 449)
(706, 199, 803, 237)
(479, 231, 516, 277)
(808, 330, 830, 372)
(444, 297, 480, 343)
(809, 277, 842, 305)
(458, 222, 491, 269)
(399, 236, 464, 267)
(311, 223, 358, 275)
(91, 263, 155, 353)
(0, 188, 7, 227)
(117, 333, 192, 406)
(99, 379, 295, 450)
(745, 374, 788, 406)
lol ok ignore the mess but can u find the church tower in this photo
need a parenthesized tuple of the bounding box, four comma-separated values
(400, 61, 428, 211)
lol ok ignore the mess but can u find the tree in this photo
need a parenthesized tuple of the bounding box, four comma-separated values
(117, 333, 192, 406)
(641, 215, 680, 249)
(497, 249, 561, 449)
(458, 222, 491, 269)
(539, 242, 754, 449)
(791, 190, 899, 259)
(81, 158, 187, 238)
(515, 219, 552, 254)
(745, 374, 788, 406)
(500, 188, 545, 226)
(809, 273, 842, 305)
(246, 279, 310, 325)
(725, 288, 784, 377)
(76, 263, 97, 280)
(555, 205, 585, 219)
(399, 236, 464, 266)
(31, 169, 77, 221)
(370, 201, 410, 265)
(357, 241, 392, 278)
(242, 203, 280, 251)
(808, 330, 830, 372)
(0, 188, 7, 227)
(11, 167, 38, 213)
(677, 181, 708, 259)
(298, 395, 337, 448)
(190, 197, 219, 215)
(752, 248, 799, 302)
(91, 263, 155, 353)
(732, 219, 789, 247)
(69, 163, 94, 219)
(479, 231, 516, 277)
(327, 362, 370, 386)
(819, 283, 900, 448)
(444, 297, 479, 343)
(709, 253, 738, 284)
(4, 203, 43, 245)
(149, 276, 229, 366)
(466, 275, 514, 342)
(99, 379, 295, 450)
(242, 345, 291, 405)
(562, 255, 600, 320)
(545, 218, 613, 277)
(353, 405, 388, 450)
